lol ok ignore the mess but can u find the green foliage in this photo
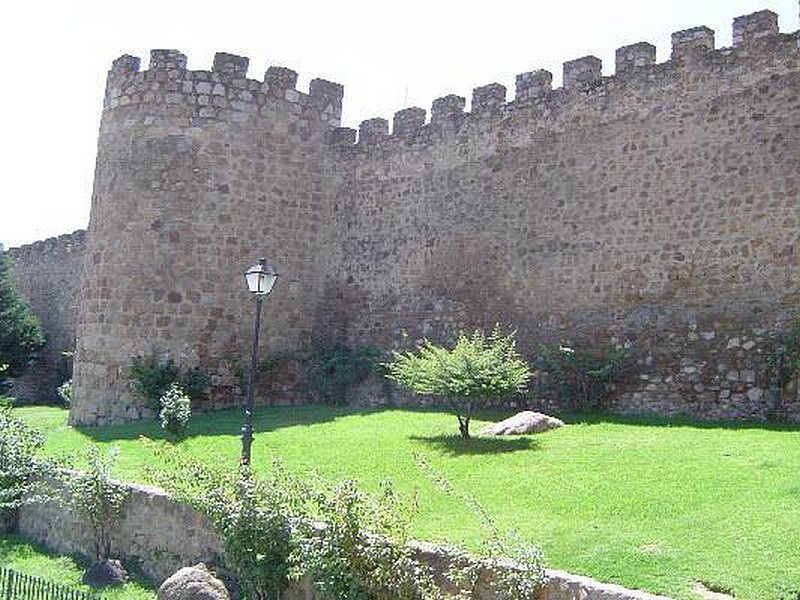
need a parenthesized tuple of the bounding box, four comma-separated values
(386, 327, 530, 438)
(767, 315, 800, 405)
(60, 446, 128, 561)
(293, 478, 443, 600)
(534, 342, 627, 412)
(145, 445, 300, 600)
(181, 367, 211, 402)
(129, 354, 179, 405)
(57, 379, 73, 408)
(414, 453, 547, 600)
(158, 383, 191, 438)
(0, 248, 45, 379)
(129, 353, 209, 408)
(307, 341, 383, 406)
(0, 407, 51, 520)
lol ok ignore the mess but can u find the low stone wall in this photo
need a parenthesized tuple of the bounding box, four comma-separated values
(17, 476, 672, 600)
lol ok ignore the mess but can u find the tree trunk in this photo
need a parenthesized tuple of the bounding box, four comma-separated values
(457, 414, 471, 439)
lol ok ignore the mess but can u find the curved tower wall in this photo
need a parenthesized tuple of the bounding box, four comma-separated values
(71, 51, 343, 425)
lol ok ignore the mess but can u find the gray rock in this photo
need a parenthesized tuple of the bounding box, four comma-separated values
(83, 559, 127, 588)
(480, 411, 565, 436)
(159, 564, 230, 600)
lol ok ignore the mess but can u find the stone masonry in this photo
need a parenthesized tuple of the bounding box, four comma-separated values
(7, 231, 86, 402)
(6, 8, 797, 425)
(16, 476, 672, 600)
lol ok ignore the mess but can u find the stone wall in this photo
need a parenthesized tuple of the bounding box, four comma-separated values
(70, 52, 345, 424)
(325, 10, 800, 421)
(6, 231, 86, 402)
(59, 7, 800, 424)
(16, 477, 672, 600)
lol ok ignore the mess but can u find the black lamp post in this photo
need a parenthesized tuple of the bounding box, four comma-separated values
(241, 258, 278, 466)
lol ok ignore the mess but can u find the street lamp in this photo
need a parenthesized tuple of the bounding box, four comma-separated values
(241, 258, 278, 466)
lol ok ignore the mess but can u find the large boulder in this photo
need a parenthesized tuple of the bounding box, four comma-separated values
(83, 559, 127, 587)
(480, 411, 565, 436)
(159, 563, 230, 600)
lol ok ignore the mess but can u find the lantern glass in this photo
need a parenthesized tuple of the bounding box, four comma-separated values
(244, 260, 278, 295)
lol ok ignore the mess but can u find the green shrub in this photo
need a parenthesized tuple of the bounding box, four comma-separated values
(307, 341, 382, 406)
(145, 446, 299, 600)
(386, 327, 530, 438)
(0, 247, 45, 379)
(57, 379, 72, 408)
(0, 406, 52, 521)
(60, 446, 128, 562)
(129, 353, 179, 406)
(414, 453, 547, 599)
(534, 342, 627, 412)
(181, 367, 211, 401)
(158, 383, 191, 438)
(129, 352, 209, 409)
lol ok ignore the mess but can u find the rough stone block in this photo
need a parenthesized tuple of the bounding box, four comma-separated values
(358, 118, 389, 144)
(615, 42, 656, 74)
(212, 52, 249, 79)
(733, 10, 779, 47)
(471, 83, 506, 112)
(393, 107, 426, 136)
(671, 26, 715, 59)
(431, 94, 465, 125)
(515, 69, 552, 101)
(563, 56, 602, 90)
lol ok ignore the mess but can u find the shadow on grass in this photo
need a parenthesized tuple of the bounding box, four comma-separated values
(75, 403, 364, 443)
(562, 411, 800, 432)
(409, 434, 540, 455)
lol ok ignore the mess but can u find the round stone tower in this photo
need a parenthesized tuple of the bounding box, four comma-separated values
(70, 50, 344, 425)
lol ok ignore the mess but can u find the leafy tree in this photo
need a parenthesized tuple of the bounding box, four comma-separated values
(0, 246, 45, 378)
(60, 446, 128, 561)
(386, 327, 530, 438)
(0, 406, 53, 524)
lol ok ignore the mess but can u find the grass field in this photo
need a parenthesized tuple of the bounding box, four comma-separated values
(0, 534, 156, 599)
(13, 404, 800, 600)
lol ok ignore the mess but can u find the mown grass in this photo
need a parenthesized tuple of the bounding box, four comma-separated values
(0, 534, 156, 599)
(14, 404, 800, 600)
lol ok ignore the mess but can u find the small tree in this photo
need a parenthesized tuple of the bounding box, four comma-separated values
(61, 446, 128, 562)
(159, 383, 191, 438)
(386, 327, 530, 438)
(0, 406, 52, 527)
(0, 246, 45, 378)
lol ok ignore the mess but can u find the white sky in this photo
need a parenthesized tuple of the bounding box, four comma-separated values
(1, 0, 797, 248)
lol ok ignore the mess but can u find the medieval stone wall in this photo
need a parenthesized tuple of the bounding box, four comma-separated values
(57, 7, 800, 424)
(7, 231, 86, 402)
(70, 51, 345, 424)
(326, 11, 800, 421)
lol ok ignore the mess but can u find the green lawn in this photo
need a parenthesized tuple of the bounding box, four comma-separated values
(14, 405, 800, 600)
(0, 534, 156, 599)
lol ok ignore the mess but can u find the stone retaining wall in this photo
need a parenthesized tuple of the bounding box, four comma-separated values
(16, 477, 672, 600)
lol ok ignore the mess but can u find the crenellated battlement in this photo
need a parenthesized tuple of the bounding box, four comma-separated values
(336, 8, 798, 152)
(8, 230, 86, 261)
(103, 50, 344, 128)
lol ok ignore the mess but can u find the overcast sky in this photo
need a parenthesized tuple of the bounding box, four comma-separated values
(1, 0, 797, 248)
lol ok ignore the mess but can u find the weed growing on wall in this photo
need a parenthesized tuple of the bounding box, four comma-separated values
(129, 352, 209, 409)
(306, 341, 383, 406)
(767, 315, 800, 413)
(387, 327, 530, 438)
(534, 342, 627, 412)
